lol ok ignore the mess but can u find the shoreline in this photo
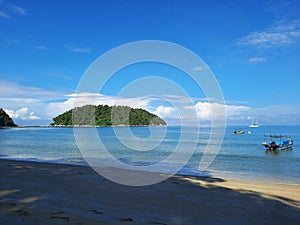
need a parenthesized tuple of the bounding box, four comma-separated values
(1, 158, 299, 224)
(0, 124, 168, 128)
(208, 169, 300, 186)
(1, 157, 300, 186)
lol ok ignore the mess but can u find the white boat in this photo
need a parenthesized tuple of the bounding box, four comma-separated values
(249, 118, 259, 128)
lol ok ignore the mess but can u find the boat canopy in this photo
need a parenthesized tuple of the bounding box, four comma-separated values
(264, 134, 291, 139)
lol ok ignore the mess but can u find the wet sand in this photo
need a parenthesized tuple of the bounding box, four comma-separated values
(0, 159, 299, 224)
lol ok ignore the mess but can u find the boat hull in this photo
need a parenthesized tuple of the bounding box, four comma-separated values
(262, 134, 293, 151)
(262, 143, 293, 151)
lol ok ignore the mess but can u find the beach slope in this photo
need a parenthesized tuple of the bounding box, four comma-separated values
(1, 159, 299, 225)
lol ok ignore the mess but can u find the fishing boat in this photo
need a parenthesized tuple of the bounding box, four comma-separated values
(249, 118, 259, 128)
(262, 134, 293, 151)
(234, 129, 245, 134)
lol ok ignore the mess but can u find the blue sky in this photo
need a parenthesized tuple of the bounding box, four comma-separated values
(1, 0, 300, 125)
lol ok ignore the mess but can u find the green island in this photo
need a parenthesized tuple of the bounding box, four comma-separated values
(50, 105, 166, 127)
(0, 108, 17, 127)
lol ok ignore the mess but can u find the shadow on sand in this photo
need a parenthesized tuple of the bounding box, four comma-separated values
(0, 159, 299, 225)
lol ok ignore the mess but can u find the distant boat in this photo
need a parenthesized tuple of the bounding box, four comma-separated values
(234, 129, 245, 134)
(262, 134, 293, 151)
(249, 118, 259, 128)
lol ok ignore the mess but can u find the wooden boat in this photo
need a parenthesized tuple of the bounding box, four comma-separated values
(262, 134, 293, 151)
(234, 129, 245, 134)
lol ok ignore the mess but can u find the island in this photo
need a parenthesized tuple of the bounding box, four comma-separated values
(0, 108, 17, 127)
(50, 104, 166, 127)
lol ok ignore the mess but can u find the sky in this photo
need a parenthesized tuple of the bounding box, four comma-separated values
(1, 0, 300, 125)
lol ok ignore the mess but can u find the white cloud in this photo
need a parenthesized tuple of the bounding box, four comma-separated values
(239, 31, 292, 47)
(10, 4, 27, 16)
(28, 112, 40, 120)
(193, 102, 212, 120)
(47, 92, 152, 120)
(0, 80, 65, 99)
(153, 105, 177, 119)
(4, 109, 17, 119)
(2, 38, 19, 43)
(66, 92, 150, 108)
(228, 116, 247, 121)
(0, 80, 152, 122)
(191, 102, 250, 121)
(46, 73, 71, 80)
(0, 4, 27, 19)
(35, 45, 47, 51)
(9, 107, 28, 119)
(0, 11, 10, 18)
(4, 108, 40, 121)
(1, 80, 299, 125)
(0, 82, 229, 124)
(237, 19, 300, 48)
(64, 44, 91, 53)
(4, 107, 40, 120)
(247, 57, 267, 63)
(0, 80, 67, 122)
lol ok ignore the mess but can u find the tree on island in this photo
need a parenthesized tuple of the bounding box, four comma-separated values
(0, 108, 17, 127)
(50, 105, 167, 126)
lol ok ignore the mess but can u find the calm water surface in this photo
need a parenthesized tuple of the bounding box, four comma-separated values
(1, 125, 299, 184)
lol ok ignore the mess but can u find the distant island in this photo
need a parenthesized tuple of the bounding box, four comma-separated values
(0, 108, 17, 127)
(50, 105, 166, 127)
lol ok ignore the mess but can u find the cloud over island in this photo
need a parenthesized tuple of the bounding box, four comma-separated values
(1, 81, 299, 125)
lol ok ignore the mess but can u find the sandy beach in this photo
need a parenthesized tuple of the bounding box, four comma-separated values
(0, 159, 299, 225)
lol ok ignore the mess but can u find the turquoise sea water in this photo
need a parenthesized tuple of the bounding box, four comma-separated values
(1, 125, 299, 184)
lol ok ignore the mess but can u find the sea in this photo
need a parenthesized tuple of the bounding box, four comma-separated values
(1, 125, 299, 184)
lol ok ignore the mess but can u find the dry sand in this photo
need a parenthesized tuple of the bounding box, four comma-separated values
(0, 159, 299, 225)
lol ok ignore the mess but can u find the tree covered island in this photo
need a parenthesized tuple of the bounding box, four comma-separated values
(0, 108, 17, 127)
(50, 105, 166, 127)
